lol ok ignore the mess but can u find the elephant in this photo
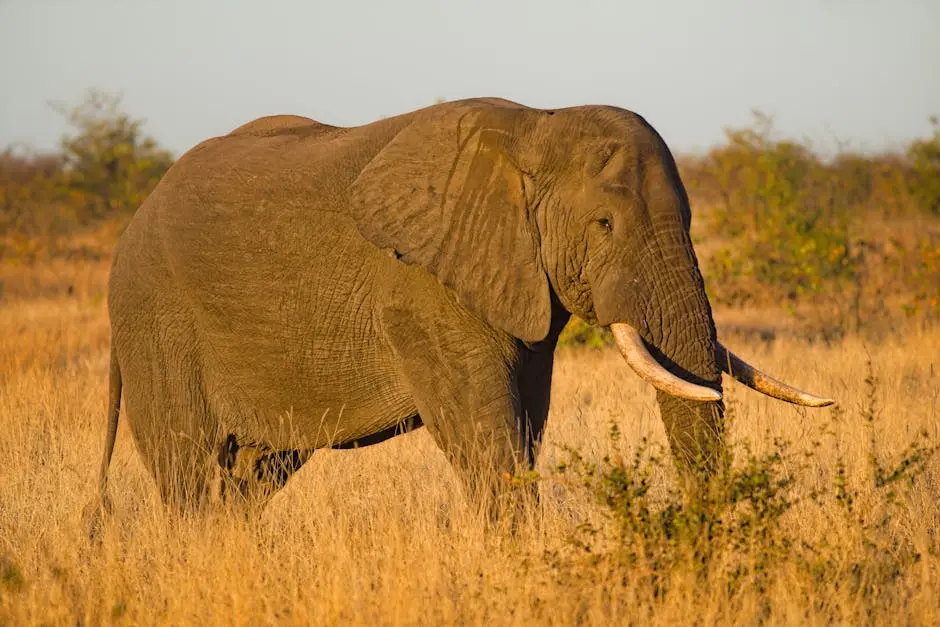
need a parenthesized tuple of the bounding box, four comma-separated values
(89, 97, 834, 522)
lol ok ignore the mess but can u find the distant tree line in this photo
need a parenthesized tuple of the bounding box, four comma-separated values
(1, 90, 937, 333)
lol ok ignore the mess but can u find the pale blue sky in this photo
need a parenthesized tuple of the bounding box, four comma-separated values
(1, 0, 937, 157)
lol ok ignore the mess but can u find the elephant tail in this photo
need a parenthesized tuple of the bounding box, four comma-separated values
(98, 342, 123, 499)
(83, 343, 122, 542)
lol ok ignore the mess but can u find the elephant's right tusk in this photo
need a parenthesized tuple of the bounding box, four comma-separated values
(610, 323, 722, 402)
(716, 343, 835, 407)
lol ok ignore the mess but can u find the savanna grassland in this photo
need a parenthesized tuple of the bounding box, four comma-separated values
(1, 259, 939, 626)
(1, 93, 939, 625)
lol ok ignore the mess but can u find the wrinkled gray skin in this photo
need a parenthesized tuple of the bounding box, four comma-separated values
(96, 98, 727, 517)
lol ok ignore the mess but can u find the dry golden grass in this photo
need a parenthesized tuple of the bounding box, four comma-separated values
(1, 261, 938, 626)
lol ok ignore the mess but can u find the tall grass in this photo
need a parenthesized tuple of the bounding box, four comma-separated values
(1, 261, 937, 625)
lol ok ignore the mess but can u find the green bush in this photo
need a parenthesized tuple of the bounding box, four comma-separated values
(1, 90, 172, 262)
(899, 233, 940, 320)
(546, 366, 938, 614)
(691, 112, 859, 304)
(52, 89, 174, 222)
(557, 317, 613, 349)
(907, 116, 940, 216)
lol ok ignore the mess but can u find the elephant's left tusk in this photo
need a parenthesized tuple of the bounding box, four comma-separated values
(716, 343, 836, 407)
(611, 323, 722, 402)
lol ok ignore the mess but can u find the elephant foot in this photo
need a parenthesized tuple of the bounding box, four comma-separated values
(81, 494, 113, 545)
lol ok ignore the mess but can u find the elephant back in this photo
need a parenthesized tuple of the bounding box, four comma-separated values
(227, 114, 337, 139)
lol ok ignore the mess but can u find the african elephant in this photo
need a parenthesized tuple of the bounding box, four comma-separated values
(91, 98, 833, 520)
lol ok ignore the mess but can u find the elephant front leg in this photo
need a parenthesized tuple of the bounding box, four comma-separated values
(414, 393, 529, 526)
(384, 308, 530, 525)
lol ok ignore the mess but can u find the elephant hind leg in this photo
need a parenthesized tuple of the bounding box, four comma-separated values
(517, 346, 557, 470)
(121, 371, 220, 513)
(131, 427, 220, 514)
(215, 435, 312, 509)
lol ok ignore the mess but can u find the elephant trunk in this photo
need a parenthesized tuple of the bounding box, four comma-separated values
(606, 229, 728, 479)
(647, 287, 726, 478)
(611, 317, 727, 478)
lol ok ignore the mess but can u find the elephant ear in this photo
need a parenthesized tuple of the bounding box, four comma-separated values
(348, 108, 550, 342)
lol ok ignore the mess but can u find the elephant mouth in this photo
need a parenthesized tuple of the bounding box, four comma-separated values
(609, 323, 835, 407)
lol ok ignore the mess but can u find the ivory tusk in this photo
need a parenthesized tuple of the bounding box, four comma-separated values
(610, 323, 722, 402)
(716, 343, 835, 407)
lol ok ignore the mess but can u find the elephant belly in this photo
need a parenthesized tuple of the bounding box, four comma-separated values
(133, 180, 427, 450)
(206, 353, 417, 451)
(191, 241, 418, 447)
(173, 219, 419, 450)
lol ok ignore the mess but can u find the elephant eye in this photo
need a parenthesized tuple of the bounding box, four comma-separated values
(597, 217, 613, 233)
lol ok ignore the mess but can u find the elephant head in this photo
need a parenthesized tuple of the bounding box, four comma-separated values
(350, 99, 833, 479)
